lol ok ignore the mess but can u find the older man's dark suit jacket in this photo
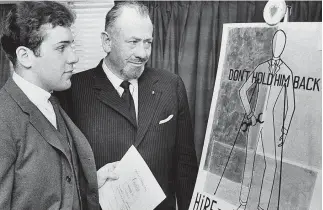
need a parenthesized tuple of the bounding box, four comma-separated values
(57, 60, 198, 210)
(0, 78, 100, 210)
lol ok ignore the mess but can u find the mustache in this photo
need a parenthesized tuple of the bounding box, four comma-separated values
(127, 57, 148, 63)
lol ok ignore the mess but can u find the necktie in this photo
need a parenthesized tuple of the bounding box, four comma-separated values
(49, 95, 73, 160)
(49, 95, 66, 133)
(120, 81, 136, 123)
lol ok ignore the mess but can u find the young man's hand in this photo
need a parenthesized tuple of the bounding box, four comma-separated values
(97, 161, 119, 188)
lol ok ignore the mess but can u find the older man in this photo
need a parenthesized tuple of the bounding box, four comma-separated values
(57, 1, 198, 210)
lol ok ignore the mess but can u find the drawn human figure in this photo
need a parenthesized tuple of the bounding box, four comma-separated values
(237, 30, 295, 210)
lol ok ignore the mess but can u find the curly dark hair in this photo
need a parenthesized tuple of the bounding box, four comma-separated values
(0, 1, 75, 65)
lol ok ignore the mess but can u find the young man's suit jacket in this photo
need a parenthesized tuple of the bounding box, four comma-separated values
(57, 60, 198, 210)
(0, 78, 99, 210)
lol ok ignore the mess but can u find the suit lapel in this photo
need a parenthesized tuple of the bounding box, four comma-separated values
(92, 62, 137, 128)
(29, 111, 69, 157)
(4, 78, 68, 158)
(135, 68, 161, 147)
(60, 108, 98, 188)
(5, 78, 98, 191)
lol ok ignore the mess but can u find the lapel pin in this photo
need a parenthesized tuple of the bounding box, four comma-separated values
(152, 91, 155, 95)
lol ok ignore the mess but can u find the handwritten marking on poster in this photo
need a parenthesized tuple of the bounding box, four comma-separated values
(191, 191, 237, 210)
(228, 69, 320, 91)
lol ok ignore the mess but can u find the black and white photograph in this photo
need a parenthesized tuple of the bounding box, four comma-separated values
(0, 1, 321, 210)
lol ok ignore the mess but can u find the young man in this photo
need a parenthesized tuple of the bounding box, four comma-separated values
(57, 2, 198, 210)
(0, 2, 100, 209)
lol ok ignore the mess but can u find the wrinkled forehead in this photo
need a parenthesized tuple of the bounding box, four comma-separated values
(113, 7, 153, 35)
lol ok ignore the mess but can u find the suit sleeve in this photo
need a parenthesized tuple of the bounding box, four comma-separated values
(175, 76, 198, 210)
(0, 119, 16, 209)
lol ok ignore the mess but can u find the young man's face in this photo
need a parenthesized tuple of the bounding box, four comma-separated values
(106, 8, 153, 80)
(32, 25, 78, 92)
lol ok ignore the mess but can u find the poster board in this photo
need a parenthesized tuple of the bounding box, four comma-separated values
(189, 23, 322, 210)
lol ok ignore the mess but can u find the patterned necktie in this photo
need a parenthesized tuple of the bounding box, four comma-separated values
(120, 81, 137, 123)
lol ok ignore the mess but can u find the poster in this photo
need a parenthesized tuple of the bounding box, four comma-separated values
(189, 23, 321, 210)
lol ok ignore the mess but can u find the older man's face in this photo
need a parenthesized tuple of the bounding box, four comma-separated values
(107, 8, 153, 80)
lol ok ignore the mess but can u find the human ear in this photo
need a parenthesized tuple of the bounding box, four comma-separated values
(16, 46, 34, 68)
(101, 31, 112, 54)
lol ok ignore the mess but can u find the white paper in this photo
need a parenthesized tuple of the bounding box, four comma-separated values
(99, 145, 166, 210)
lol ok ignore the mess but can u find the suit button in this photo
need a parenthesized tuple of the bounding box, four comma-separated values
(66, 176, 71, 183)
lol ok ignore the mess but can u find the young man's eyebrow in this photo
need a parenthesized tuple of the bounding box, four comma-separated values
(55, 40, 74, 45)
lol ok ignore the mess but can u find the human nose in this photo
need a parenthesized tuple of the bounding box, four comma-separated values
(68, 46, 79, 64)
(134, 42, 150, 59)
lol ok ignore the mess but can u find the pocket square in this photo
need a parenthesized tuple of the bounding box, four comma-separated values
(159, 114, 174, 124)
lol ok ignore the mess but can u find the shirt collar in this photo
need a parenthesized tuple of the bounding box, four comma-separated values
(12, 71, 51, 104)
(102, 60, 138, 90)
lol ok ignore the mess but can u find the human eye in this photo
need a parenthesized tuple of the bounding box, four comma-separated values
(144, 40, 152, 48)
(128, 40, 138, 45)
(56, 45, 66, 52)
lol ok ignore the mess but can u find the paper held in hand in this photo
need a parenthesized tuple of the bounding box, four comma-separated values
(99, 145, 166, 210)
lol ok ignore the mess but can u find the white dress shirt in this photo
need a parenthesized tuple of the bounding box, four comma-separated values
(102, 61, 138, 121)
(12, 72, 57, 128)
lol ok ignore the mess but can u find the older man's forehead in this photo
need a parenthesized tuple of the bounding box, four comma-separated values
(113, 16, 153, 40)
(116, 7, 152, 26)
